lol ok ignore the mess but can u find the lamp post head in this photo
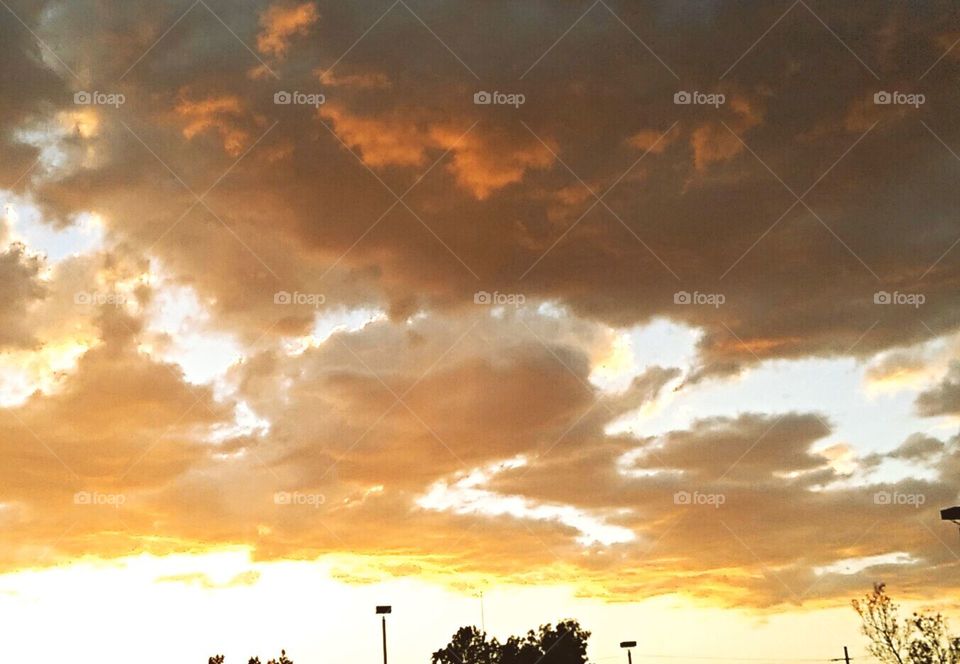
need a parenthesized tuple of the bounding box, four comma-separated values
(376, 605, 393, 614)
(620, 641, 637, 649)
(941, 506, 960, 522)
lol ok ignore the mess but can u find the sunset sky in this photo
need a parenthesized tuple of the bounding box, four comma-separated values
(1, 0, 960, 661)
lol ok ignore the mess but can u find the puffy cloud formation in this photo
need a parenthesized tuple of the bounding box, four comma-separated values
(256, 1, 319, 60)
(0, 0, 958, 607)
(916, 362, 960, 417)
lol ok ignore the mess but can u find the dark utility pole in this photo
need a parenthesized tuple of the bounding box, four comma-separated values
(382, 615, 388, 664)
(376, 605, 392, 664)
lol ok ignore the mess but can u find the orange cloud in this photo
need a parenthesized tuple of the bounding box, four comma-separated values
(319, 104, 428, 168)
(690, 94, 763, 171)
(317, 68, 391, 90)
(430, 126, 556, 200)
(256, 2, 319, 59)
(319, 106, 556, 198)
(175, 93, 251, 157)
(627, 127, 678, 154)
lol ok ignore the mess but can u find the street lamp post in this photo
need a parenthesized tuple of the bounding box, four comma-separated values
(376, 605, 392, 664)
(620, 640, 637, 664)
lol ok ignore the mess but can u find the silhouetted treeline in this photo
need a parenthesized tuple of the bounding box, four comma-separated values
(432, 619, 591, 664)
(205, 619, 591, 663)
(207, 650, 292, 664)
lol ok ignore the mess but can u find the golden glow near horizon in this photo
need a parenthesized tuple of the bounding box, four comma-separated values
(0, 549, 885, 663)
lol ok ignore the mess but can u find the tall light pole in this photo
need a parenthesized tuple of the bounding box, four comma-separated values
(620, 640, 637, 664)
(376, 605, 392, 664)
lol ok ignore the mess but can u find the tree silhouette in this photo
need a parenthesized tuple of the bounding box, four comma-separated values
(432, 626, 500, 664)
(266, 651, 293, 664)
(853, 583, 960, 664)
(433, 620, 591, 664)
